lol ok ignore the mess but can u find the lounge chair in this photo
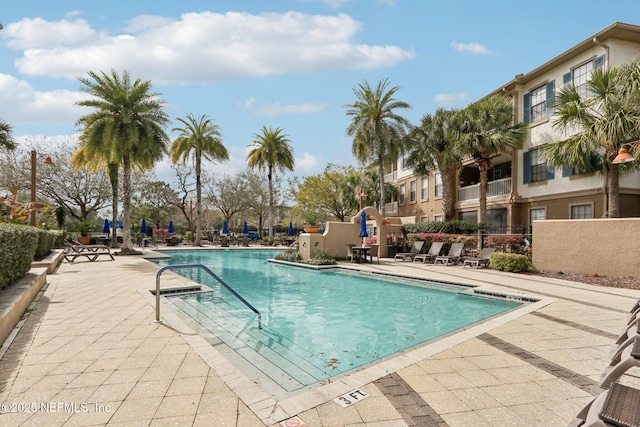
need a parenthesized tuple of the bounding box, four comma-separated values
(64, 242, 114, 263)
(368, 244, 379, 264)
(462, 247, 497, 268)
(393, 241, 425, 262)
(413, 242, 444, 264)
(434, 243, 465, 266)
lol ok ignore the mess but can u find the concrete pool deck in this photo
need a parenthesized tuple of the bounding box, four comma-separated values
(1, 249, 638, 426)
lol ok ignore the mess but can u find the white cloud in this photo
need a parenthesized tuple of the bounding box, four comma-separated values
(5, 12, 414, 83)
(253, 102, 328, 117)
(296, 152, 321, 172)
(296, 0, 352, 9)
(450, 41, 495, 55)
(433, 93, 468, 106)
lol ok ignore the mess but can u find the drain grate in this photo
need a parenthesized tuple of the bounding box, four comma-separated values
(150, 286, 203, 296)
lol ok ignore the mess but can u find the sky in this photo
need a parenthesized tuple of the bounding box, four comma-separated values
(2, 0, 640, 182)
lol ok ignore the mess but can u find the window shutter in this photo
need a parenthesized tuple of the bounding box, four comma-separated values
(523, 151, 531, 184)
(563, 72, 572, 87)
(545, 80, 555, 116)
(562, 165, 573, 177)
(595, 54, 605, 70)
(523, 92, 531, 124)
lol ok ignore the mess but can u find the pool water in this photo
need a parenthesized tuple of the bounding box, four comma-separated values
(155, 250, 519, 393)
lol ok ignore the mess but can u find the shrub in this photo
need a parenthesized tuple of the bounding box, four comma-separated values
(403, 220, 482, 235)
(489, 252, 532, 273)
(406, 233, 478, 253)
(0, 223, 39, 289)
(34, 229, 59, 260)
(275, 248, 302, 262)
(306, 247, 337, 265)
(483, 234, 525, 253)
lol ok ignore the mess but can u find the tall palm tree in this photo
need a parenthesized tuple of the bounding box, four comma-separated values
(170, 113, 228, 246)
(0, 119, 16, 151)
(247, 126, 295, 242)
(541, 61, 640, 218)
(406, 108, 461, 221)
(76, 69, 169, 254)
(345, 78, 412, 217)
(452, 95, 527, 224)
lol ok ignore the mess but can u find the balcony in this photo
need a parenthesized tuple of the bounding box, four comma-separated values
(384, 170, 398, 183)
(458, 177, 511, 202)
(385, 201, 398, 215)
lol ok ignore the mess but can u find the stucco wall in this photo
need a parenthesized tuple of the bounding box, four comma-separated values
(532, 218, 640, 278)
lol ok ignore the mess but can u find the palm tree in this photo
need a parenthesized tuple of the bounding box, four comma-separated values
(345, 78, 412, 217)
(247, 126, 295, 242)
(452, 95, 527, 224)
(76, 69, 169, 254)
(406, 108, 461, 221)
(541, 61, 640, 218)
(170, 114, 228, 246)
(0, 119, 16, 151)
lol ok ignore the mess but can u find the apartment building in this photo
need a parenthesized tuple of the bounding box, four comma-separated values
(387, 22, 640, 231)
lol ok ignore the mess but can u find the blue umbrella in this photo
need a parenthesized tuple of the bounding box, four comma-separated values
(140, 218, 147, 235)
(242, 221, 249, 234)
(102, 219, 110, 234)
(168, 220, 174, 234)
(288, 221, 295, 236)
(359, 210, 368, 239)
(222, 220, 229, 236)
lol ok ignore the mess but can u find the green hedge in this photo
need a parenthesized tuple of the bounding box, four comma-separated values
(34, 229, 62, 260)
(403, 220, 482, 235)
(0, 223, 39, 288)
(489, 252, 532, 273)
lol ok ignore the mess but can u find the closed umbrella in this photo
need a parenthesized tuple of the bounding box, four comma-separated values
(288, 221, 294, 236)
(102, 219, 110, 234)
(140, 218, 147, 235)
(222, 220, 229, 236)
(168, 220, 174, 234)
(359, 210, 368, 245)
(242, 221, 249, 235)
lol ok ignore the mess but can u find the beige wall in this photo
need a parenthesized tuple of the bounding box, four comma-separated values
(533, 218, 640, 278)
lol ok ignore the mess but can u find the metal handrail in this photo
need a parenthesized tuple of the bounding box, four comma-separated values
(155, 263, 261, 329)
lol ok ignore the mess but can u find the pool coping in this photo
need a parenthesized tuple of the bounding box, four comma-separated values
(140, 258, 554, 425)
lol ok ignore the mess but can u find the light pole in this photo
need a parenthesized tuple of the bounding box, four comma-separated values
(29, 150, 54, 226)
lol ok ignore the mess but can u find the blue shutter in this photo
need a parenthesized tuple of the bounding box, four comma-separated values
(562, 165, 573, 177)
(563, 72, 572, 87)
(594, 54, 605, 70)
(523, 92, 531, 124)
(523, 151, 531, 184)
(545, 80, 555, 116)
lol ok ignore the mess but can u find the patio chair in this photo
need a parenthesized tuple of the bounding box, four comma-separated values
(346, 244, 355, 263)
(434, 243, 465, 266)
(393, 241, 424, 262)
(462, 247, 497, 268)
(368, 244, 380, 264)
(413, 242, 444, 264)
(221, 236, 229, 247)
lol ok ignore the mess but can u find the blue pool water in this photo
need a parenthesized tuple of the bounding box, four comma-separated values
(154, 250, 519, 393)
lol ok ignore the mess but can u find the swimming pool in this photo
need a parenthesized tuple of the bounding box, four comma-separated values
(154, 249, 520, 394)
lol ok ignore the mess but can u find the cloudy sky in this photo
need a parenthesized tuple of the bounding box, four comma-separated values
(1, 0, 639, 180)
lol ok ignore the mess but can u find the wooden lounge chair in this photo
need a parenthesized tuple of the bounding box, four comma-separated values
(413, 242, 444, 264)
(393, 241, 424, 262)
(64, 244, 114, 263)
(434, 243, 465, 266)
(462, 247, 496, 268)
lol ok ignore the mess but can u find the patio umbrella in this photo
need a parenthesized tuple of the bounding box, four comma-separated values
(140, 218, 147, 235)
(222, 220, 229, 236)
(359, 210, 368, 245)
(288, 221, 294, 236)
(242, 221, 249, 235)
(102, 219, 110, 234)
(168, 220, 174, 234)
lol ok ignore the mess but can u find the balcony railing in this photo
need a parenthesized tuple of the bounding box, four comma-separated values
(385, 201, 398, 214)
(458, 177, 512, 202)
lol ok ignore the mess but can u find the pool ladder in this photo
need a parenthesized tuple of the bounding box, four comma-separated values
(155, 263, 262, 329)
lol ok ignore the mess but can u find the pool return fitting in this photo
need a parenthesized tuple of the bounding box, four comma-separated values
(155, 263, 262, 329)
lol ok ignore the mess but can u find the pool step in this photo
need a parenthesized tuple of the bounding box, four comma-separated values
(168, 293, 338, 391)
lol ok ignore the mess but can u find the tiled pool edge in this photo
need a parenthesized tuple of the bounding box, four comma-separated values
(138, 273, 553, 425)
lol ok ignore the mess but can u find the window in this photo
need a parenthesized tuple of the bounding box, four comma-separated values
(434, 173, 443, 197)
(420, 216, 428, 223)
(401, 155, 410, 169)
(493, 169, 502, 180)
(434, 215, 442, 222)
(399, 184, 405, 205)
(571, 204, 592, 219)
(563, 55, 605, 98)
(523, 148, 554, 184)
(421, 177, 428, 200)
(529, 208, 546, 233)
(409, 180, 416, 202)
(523, 81, 555, 124)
